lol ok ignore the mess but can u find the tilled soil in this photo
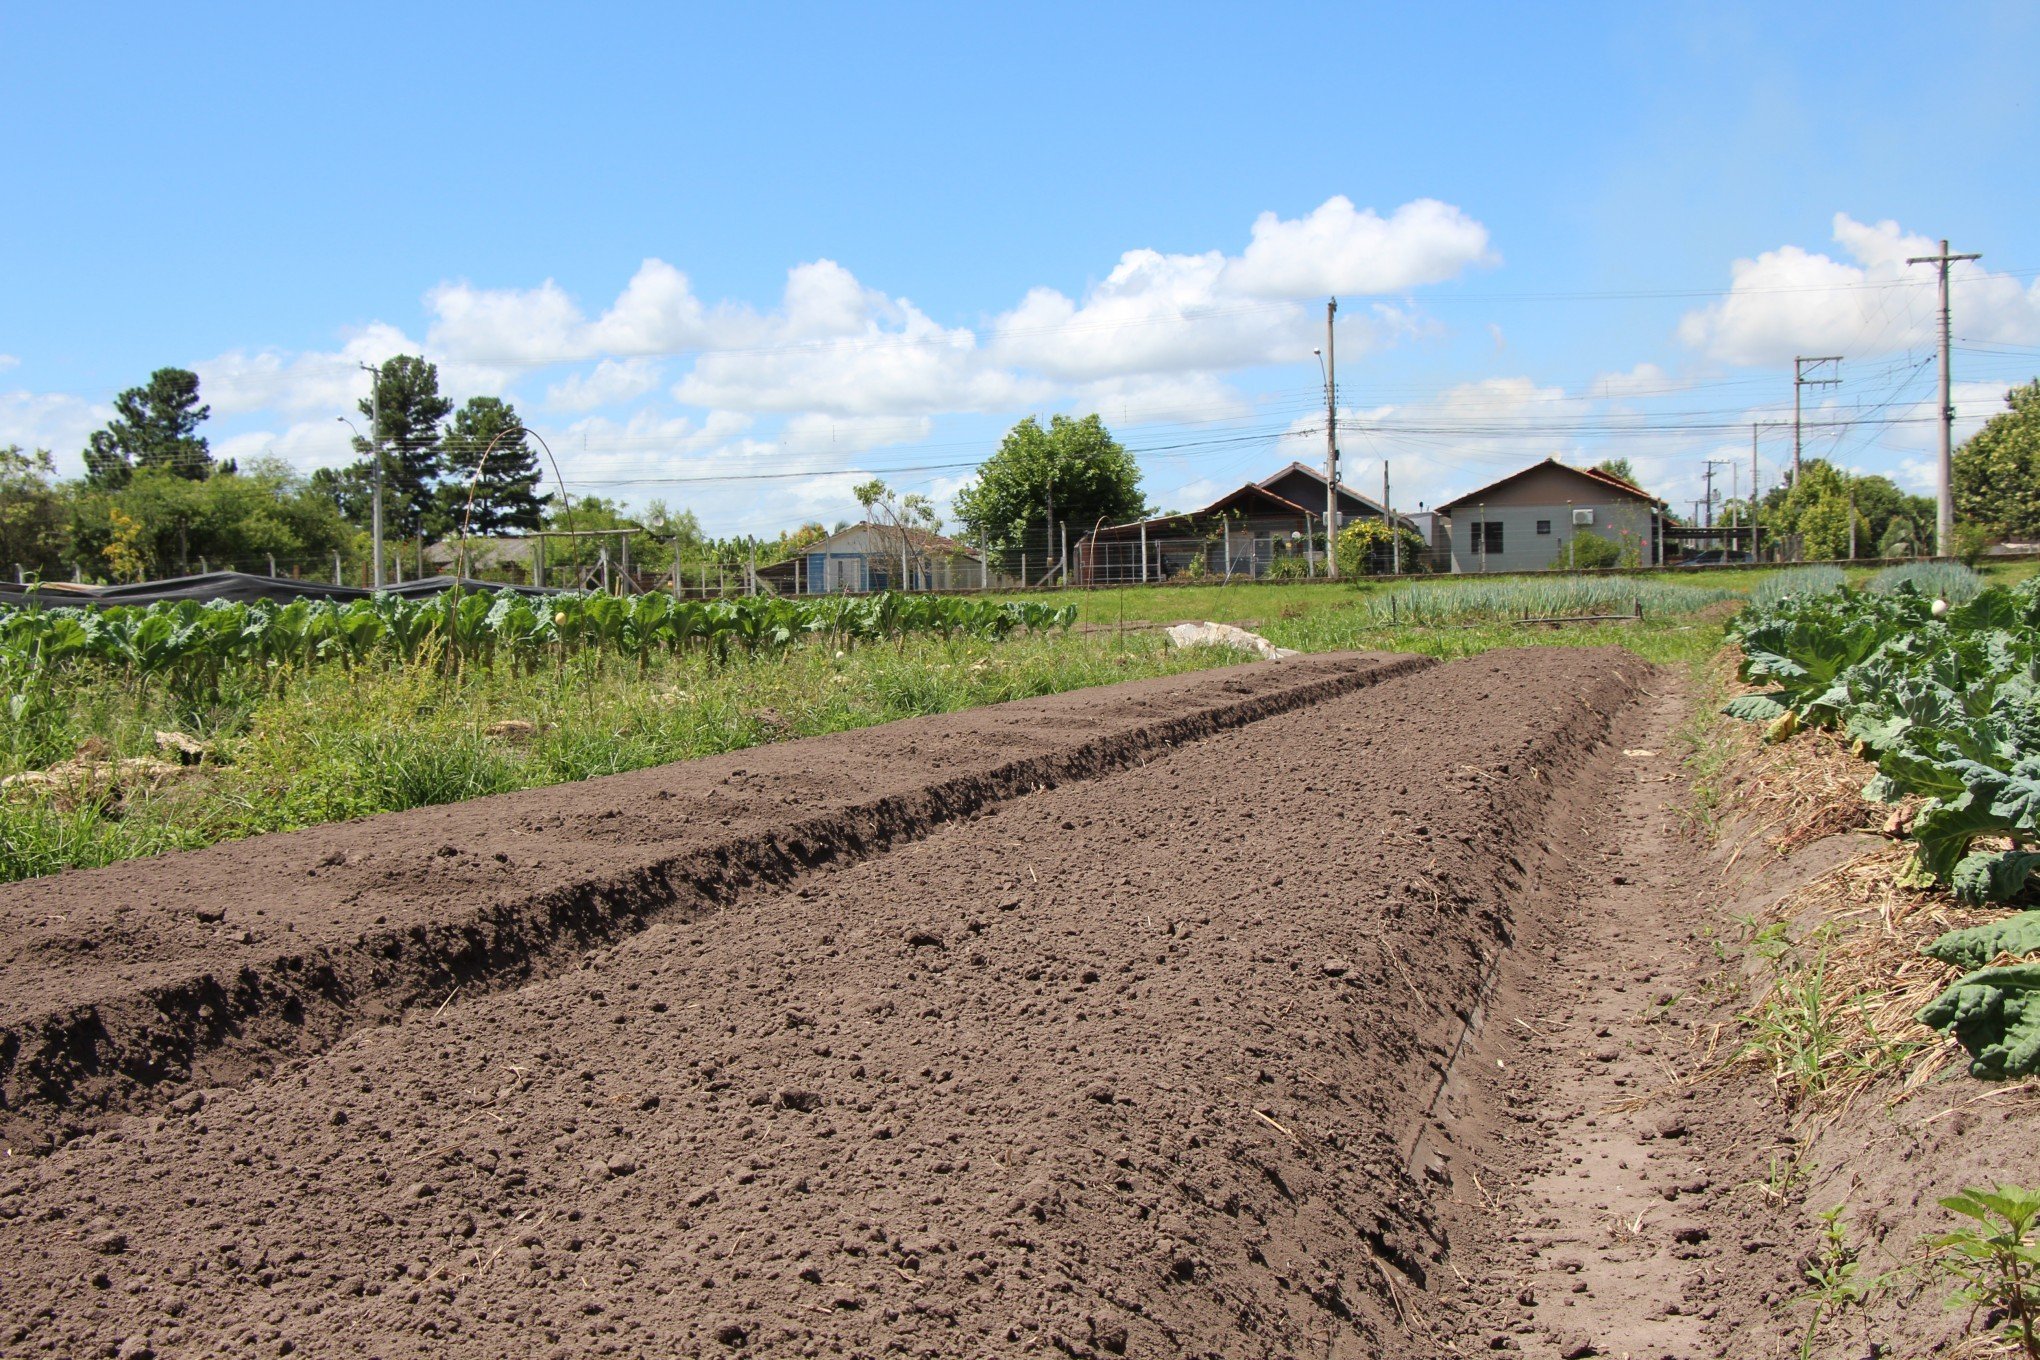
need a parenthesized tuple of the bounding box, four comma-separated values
(0, 651, 1427, 1152)
(0, 648, 1650, 1359)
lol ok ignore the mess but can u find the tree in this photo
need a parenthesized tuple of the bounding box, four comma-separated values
(1797, 489, 1869, 560)
(85, 367, 213, 485)
(0, 446, 69, 575)
(439, 396, 545, 536)
(855, 478, 942, 589)
(953, 414, 1147, 551)
(1954, 379, 2040, 538)
(1593, 457, 1639, 487)
(350, 355, 452, 539)
(68, 460, 353, 579)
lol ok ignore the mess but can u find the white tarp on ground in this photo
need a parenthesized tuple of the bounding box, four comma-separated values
(1163, 621, 1301, 661)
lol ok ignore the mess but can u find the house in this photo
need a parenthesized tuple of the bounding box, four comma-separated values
(1431, 459, 1667, 573)
(755, 522, 992, 595)
(1077, 472, 1420, 584)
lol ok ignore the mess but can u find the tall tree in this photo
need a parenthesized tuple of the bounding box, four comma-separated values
(351, 355, 452, 538)
(439, 396, 545, 536)
(953, 414, 1147, 550)
(0, 445, 69, 575)
(1593, 456, 1639, 487)
(1953, 379, 2040, 538)
(85, 367, 213, 484)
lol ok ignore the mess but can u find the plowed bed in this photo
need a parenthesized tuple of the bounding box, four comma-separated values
(0, 648, 1647, 1359)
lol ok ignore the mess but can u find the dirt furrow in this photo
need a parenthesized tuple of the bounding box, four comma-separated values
(0, 651, 1427, 1150)
(0, 648, 1648, 1359)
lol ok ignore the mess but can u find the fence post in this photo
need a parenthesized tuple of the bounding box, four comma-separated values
(1059, 523, 1067, 586)
(1140, 522, 1148, 583)
(333, 550, 342, 585)
(598, 545, 610, 593)
(748, 541, 757, 596)
(1222, 521, 1231, 583)
(266, 553, 276, 577)
(979, 531, 988, 590)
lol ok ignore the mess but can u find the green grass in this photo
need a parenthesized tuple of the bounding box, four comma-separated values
(6, 561, 1968, 882)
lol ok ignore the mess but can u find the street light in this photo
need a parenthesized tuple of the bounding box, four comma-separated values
(335, 415, 383, 590)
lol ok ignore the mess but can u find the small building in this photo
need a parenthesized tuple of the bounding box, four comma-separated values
(755, 522, 990, 595)
(1078, 473, 1419, 584)
(1432, 459, 1667, 573)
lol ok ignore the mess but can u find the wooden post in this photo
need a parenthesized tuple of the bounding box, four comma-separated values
(619, 532, 631, 591)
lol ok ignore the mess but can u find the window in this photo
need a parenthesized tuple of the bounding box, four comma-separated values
(1536, 519, 1552, 535)
(1468, 521, 1503, 555)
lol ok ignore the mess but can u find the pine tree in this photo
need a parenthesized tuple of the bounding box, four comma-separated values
(440, 396, 545, 536)
(84, 367, 213, 484)
(351, 356, 452, 539)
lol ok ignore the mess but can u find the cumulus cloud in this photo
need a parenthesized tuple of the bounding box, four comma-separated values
(988, 196, 1490, 383)
(545, 357, 665, 412)
(1678, 214, 2040, 365)
(212, 419, 359, 472)
(1223, 197, 1497, 297)
(674, 265, 1048, 417)
(779, 413, 934, 454)
(0, 389, 109, 470)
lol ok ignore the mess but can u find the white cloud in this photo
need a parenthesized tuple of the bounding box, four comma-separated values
(0, 355, 18, 372)
(0, 389, 109, 472)
(780, 413, 933, 453)
(212, 419, 358, 472)
(1678, 213, 2040, 365)
(674, 264, 1047, 417)
(988, 196, 1490, 383)
(1071, 372, 1253, 425)
(545, 357, 665, 412)
(1222, 196, 1497, 297)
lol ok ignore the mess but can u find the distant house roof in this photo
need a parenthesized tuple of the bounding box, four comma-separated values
(1432, 458, 1666, 513)
(421, 537, 537, 567)
(1255, 462, 1385, 516)
(800, 521, 981, 560)
(1096, 483, 1319, 537)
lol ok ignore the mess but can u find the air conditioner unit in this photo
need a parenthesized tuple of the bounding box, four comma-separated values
(1572, 507, 1595, 526)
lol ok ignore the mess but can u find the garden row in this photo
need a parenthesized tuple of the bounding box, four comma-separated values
(1726, 562, 2040, 1080)
(0, 589, 1078, 695)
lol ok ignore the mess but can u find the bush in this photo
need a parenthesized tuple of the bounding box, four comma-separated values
(1954, 522, 1996, 568)
(1564, 533, 1623, 569)
(1335, 519, 1430, 576)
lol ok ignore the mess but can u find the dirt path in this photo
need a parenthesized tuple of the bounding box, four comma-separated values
(1430, 678, 1808, 1359)
(0, 649, 1655, 1360)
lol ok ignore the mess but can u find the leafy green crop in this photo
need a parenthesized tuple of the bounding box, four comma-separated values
(0, 589, 1078, 703)
(1926, 911, 2040, 972)
(1917, 964, 2040, 1080)
(1725, 577, 2040, 900)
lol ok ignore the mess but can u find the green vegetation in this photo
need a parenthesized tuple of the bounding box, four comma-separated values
(1929, 1184, 2040, 1360)
(1866, 560, 1984, 602)
(1723, 574, 2040, 1077)
(0, 622, 1201, 884)
(953, 413, 1147, 549)
(1954, 379, 2040, 542)
(1791, 1204, 1883, 1360)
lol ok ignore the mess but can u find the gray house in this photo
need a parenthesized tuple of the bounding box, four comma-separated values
(1433, 459, 1667, 573)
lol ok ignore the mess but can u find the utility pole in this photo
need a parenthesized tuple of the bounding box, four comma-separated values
(1792, 356, 1842, 482)
(359, 360, 385, 590)
(1751, 425, 1761, 560)
(1323, 298, 1340, 580)
(1383, 459, 1398, 575)
(1700, 460, 1720, 533)
(1908, 240, 1981, 557)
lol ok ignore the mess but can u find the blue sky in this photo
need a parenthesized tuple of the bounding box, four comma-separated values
(4, 0, 2038, 535)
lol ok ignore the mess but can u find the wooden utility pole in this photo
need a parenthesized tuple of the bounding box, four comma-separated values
(1322, 299, 1340, 579)
(1793, 356, 1842, 482)
(1907, 240, 1981, 557)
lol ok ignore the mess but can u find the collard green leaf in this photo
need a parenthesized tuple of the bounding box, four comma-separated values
(1951, 852, 2040, 907)
(1917, 963, 2040, 1080)
(1925, 910, 2040, 970)
(1723, 693, 1788, 722)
